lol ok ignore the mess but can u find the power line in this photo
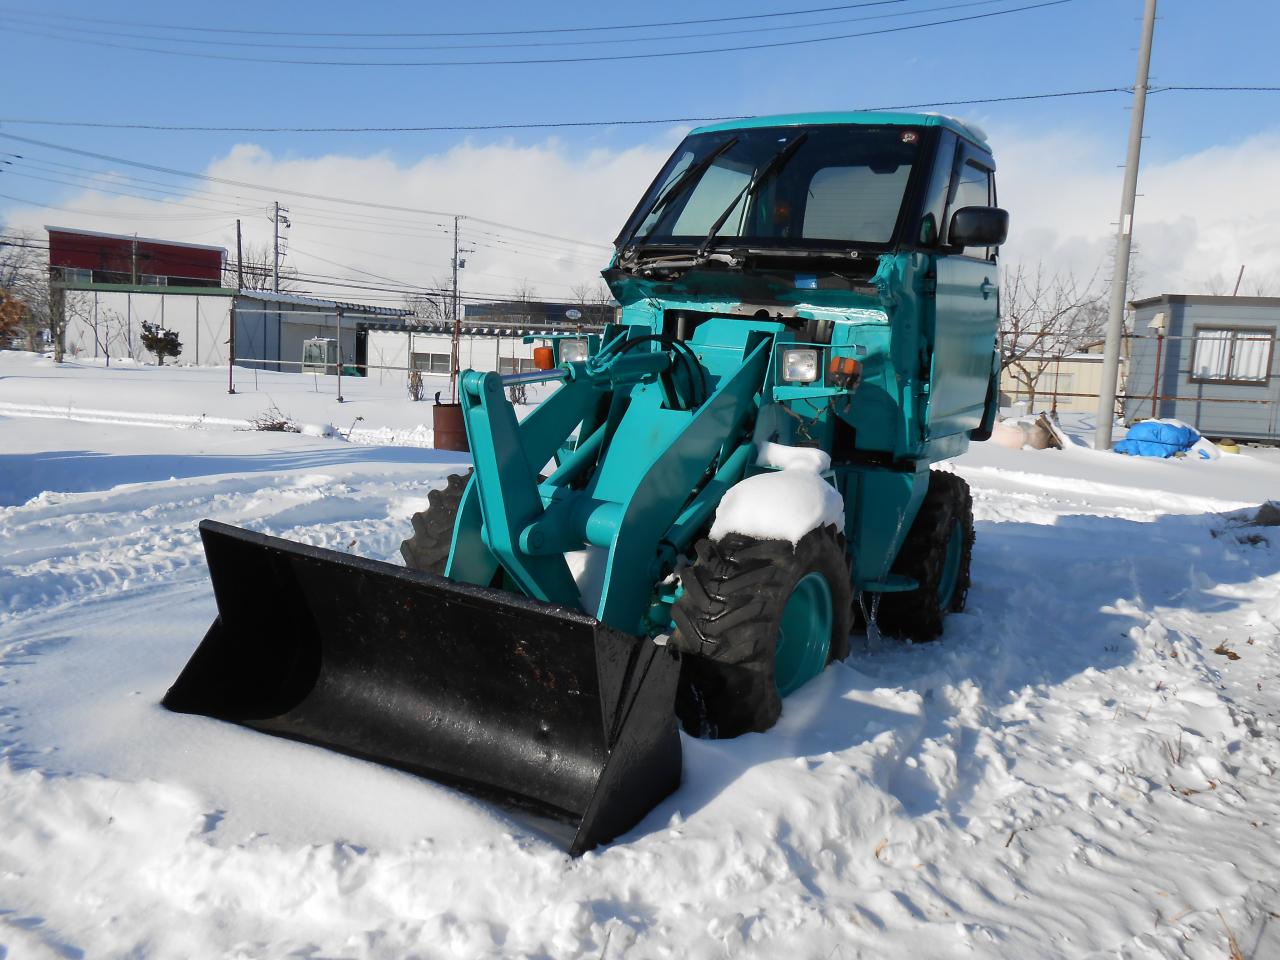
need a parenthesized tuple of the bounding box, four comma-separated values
(1151, 85, 1280, 93)
(0, 1, 927, 38)
(2, 1, 1074, 67)
(0, 86, 1129, 134)
(0, 1, 1010, 52)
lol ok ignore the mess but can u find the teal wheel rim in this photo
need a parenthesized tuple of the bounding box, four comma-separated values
(775, 571, 833, 696)
(937, 519, 964, 610)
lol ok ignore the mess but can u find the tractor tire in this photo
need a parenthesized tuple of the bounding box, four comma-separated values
(872, 470, 974, 643)
(670, 524, 852, 738)
(400, 471, 472, 575)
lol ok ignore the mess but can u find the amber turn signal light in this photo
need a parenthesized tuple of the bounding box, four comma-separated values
(828, 356, 862, 379)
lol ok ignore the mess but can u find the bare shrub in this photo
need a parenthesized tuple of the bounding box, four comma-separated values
(249, 402, 300, 433)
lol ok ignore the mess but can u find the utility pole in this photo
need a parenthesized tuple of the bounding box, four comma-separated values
(235, 218, 244, 291)
(1095, 0, 1158, 450)
(450, 214, 462, 401)
(272, 201, 281, 294)
(271, 202, 290, 373)
(230, 219, 242, 394)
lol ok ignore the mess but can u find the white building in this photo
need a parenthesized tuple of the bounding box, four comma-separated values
(361, 318, 605, 386)
(61, 288, 411, 369)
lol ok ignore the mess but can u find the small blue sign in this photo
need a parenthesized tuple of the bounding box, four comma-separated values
(795, 274, 818, 289)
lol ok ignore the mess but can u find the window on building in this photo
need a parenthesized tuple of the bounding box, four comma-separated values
(1047, 371, 1075, 395)
(412, 352, 452, 374)
(1191, 327, 1274, 385)
(58, 267, 92, 285)
(139, 274, 167, 286)
(497, 357, 539, 374)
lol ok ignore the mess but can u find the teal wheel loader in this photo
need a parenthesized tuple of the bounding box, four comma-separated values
(164, 112, 1007, 855)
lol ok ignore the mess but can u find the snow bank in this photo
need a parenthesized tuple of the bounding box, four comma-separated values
(709, 442, 844, 543)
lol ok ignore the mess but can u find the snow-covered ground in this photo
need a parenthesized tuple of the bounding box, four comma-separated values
(2, 352, 1279, 959)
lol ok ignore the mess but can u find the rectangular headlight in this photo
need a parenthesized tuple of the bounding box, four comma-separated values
(560, 339, 589, 363)
(782, 348, 820, 383)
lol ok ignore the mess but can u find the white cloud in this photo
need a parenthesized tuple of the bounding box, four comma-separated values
(992, 126, 1280, 296)
(1, 133, 685, 306)
(4, 123, 1279, 304)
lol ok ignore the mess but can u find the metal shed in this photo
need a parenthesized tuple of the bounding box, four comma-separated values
(233, 292, 411, 373)
(1124, 294, 1279, 442)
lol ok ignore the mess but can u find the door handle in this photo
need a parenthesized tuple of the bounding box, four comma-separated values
(979, 279, 996, 300)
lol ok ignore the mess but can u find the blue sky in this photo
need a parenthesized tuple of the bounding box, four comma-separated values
(2, 0, 1274, 170)
(2, 1, 1278, 298)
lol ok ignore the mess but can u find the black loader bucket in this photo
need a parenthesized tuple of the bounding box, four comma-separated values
(163, 520, 682, 855)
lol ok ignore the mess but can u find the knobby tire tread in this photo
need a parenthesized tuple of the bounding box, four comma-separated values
(872, 470, 974, 643)
(399, 471, 472, 575)
(672, 525, 852, 738)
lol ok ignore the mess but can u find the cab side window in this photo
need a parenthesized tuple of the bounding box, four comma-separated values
(916, 132, 957, 246)
(946, 154, 996, 260)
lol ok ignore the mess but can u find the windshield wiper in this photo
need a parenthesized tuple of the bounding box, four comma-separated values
(618, 248, 741, 276)
(626, 136, 740, 248)
(696, 131, 809, 259)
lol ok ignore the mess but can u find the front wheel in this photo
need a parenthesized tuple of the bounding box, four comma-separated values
(670, 524, 852, 738)
(871, 470, 974, 642)
(399, 471, 472, 575)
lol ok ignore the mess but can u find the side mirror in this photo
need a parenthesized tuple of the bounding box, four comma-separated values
(948, 206, 1009, 248)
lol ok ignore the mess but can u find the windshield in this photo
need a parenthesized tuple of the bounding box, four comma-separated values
(622, 125, 923, 251)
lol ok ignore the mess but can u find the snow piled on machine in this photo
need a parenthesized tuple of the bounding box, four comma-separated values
(709, 442, 845, 544)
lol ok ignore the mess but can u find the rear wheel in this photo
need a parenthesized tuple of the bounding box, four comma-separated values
(400, 471, 472, 575)
(872, 471, 974, 642)
(671, 525, 852, 738)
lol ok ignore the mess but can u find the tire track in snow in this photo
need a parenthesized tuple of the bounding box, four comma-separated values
(0, 468, 449, 628)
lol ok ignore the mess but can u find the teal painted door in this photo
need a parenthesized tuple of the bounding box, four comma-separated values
(928, 146, 1000, 439)
(929, 255, 999, 438)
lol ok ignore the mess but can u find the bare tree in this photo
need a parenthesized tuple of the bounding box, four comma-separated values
(1204, 271, 1231, 296)
(1246, 274, 1277, 297)
(0, 289, 23, 343)
(0, 232, 53, 353)
(1000, 264, 1104, 411)
(569, 278, 615, 325)
(225, 241, 298, 292)
(402, 277, 453, 321)
(1203, 268, 1275, 297)
(510, 279, 537, 322)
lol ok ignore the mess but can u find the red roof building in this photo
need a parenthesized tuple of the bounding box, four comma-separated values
(46, 226, 226, 288)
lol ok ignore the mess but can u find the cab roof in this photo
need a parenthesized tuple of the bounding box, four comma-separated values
(690, 111, 990, 152)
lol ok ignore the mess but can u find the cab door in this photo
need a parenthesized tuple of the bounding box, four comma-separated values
(929, 146, 1001, 438)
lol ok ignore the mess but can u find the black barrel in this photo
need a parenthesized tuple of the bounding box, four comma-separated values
(163, 520, 682, 855)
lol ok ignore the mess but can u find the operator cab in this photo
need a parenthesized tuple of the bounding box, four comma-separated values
(610, 113, 1007, 284)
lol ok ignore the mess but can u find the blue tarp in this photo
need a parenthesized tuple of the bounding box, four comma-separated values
(1114, 420, 1201, 458)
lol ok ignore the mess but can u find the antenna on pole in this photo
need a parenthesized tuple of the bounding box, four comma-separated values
(1094, 0, 1158, 450)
